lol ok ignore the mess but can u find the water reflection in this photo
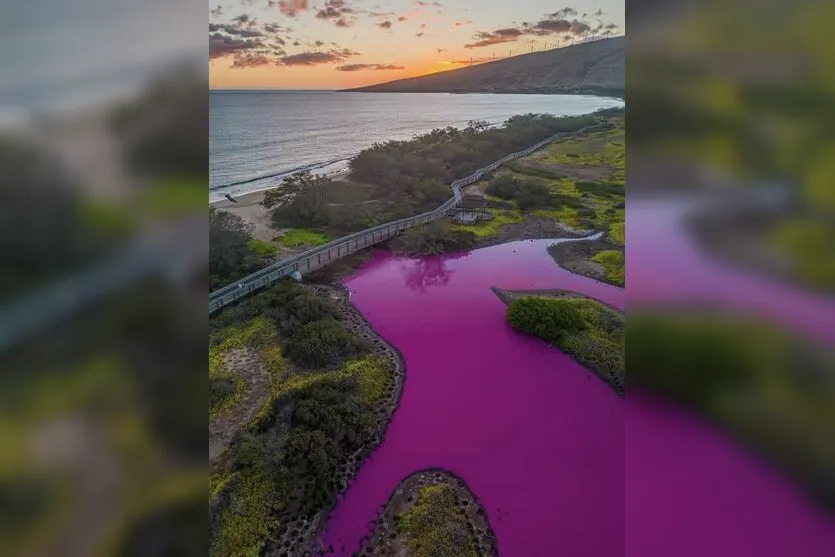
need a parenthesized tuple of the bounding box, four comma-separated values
(399, 253, 466, 293)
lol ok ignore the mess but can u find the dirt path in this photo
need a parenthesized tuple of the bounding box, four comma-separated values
(209, 347, 272, 462)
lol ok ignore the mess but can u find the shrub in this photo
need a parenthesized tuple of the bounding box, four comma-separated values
(209, 376, 238, 411)
(485, 173, 518, 199)
(507, 297, 587, 342)
(506, 296, 624, 392)
(285, 318, 362, 369)
(392, 220, 477, 255)
(398, 484, 478, 557)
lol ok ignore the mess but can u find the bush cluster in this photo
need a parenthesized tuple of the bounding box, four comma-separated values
(392, 220, 478, 255)
(506, 296, 624, 392)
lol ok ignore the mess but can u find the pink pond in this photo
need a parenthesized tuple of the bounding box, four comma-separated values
(323, 198, 835, 557)
(323, 238, 626, 556)
(627, 196, 835, 556)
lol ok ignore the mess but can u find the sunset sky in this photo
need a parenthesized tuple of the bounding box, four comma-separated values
(209, 0, 624, 89)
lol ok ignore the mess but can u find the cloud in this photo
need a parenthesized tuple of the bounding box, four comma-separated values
(437, 48, 446, 53)
(232, 13, 251, 25)
(465, 11, 602, 49)
(314, 40, 325, 47)
(210, 5, 224, 17)
(209, 33, 263, 59)
(398, 16, 408, 22)
(263, 22, 289, 33)
(420, 23, 426, 28)
(377, 20, 392, 29)
(548, 8, 577, 19)
(415, 32, 425, 37)
(464, 28, 522, 49)
(316, 0, 356, 26)
(453, 20, 473, 27)
(231, 53, 272, 68)
(335, 63, 405, 71)
(415, 0, 441, 6)
(210, 23, 264, 38)
(277, 48, 360, 66)
(595, 9, 605, 16)
(268, 0, 310, 17)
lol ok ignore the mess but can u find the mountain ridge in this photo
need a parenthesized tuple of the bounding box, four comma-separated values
(340, 36, 624, 97)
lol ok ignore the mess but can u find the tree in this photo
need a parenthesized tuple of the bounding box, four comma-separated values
(269, 171, 332, 228)
(209, 207, 264, 289)
(260, 188, 284, 210)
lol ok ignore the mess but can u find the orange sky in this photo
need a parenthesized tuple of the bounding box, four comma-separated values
(209, 1, 623, 89)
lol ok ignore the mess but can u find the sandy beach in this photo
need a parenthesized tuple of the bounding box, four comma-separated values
(212, 190, 276, 241)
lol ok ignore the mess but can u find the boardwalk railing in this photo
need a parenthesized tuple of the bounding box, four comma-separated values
(209, 123, 611, 314)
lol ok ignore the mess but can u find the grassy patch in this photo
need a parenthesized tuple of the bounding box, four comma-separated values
(591, 249, 625, 285)
(506, 296, 624, 392)
(608, 221, 625, 245)
(450, 208, 523, 238)
(275, 228, 331, 247)
(398, 484, 479, 557)
(246, 239, 278, 256)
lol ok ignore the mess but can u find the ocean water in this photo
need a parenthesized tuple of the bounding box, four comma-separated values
(209, 91, 623, 201)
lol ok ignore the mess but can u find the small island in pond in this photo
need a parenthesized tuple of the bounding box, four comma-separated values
(496, 290, 624, 395)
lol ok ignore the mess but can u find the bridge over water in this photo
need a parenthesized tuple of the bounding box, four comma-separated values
(209, 123, 612, 314)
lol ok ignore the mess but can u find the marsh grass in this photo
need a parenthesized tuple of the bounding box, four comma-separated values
(398, 484, 479, 557)
(591, 250, 625, 285)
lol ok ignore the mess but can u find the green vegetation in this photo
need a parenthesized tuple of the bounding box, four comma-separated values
(393, 220, 478, 254)
(285, 317, 364, 369)
(210, 282, 395, 555)
(475, 124, 625, 237)
(209, 317, 282, 418)
(591, 250, 625, 285)
(209, 207, 267, 290)
(628, 313, 835, 506)
(506, 296, 624, 392)
(246, 238, 278, 256)
(451, 208, 523, 238)
(275, 228, 331, 247)
(259, 111, 620, 241)
(608, 221, 625, 245)
(398, 484, 479, 557)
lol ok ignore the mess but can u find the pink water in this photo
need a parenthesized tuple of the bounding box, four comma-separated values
(323, 201, 835, 557)
(323, 239, 626, 556)
(626, 197, 835, 556)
